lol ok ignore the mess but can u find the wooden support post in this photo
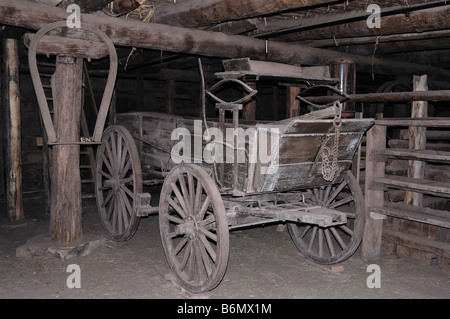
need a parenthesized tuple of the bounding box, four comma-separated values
(361, 123, 387, 261)
(49, 55, 83, 244)
(243, 81, 256, 121)
(3, 38, 24, 221)
(286, 86, 300, 118)
(404, 75, 428, 207)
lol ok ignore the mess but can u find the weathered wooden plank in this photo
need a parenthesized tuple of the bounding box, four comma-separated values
(383, 229, 450, 259)
(371, 201, 450, 228)
(375, 118, 450, 127)
(300, 90, 450, 104)
(388, 139, 450, 151)
(383, 148, 450, 164)
(372, 175, 450, 199)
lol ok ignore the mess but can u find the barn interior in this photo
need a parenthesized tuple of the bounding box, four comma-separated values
(0, 0, 449, 299)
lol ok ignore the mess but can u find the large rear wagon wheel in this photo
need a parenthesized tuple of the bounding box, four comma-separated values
(159, 164, 229, 293)
(95, 125, 142, 241)
(287, 171, 365, 264)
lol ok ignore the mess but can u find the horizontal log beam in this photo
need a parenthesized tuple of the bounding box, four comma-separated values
(23, 33, 109, 59)
(276, 5, 450, 42)
(301, 90, 450, 104)
(1, 0, 450, 79)
(254, 1, 450, 39)
(150, 0, 350, 28)
(57, 0, 113, 13)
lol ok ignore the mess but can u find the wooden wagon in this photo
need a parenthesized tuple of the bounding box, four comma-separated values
(94, 59, 374, 293)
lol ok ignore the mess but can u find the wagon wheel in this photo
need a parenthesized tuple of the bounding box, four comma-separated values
(95, 125, 142, 242)
(287, 171, 365, 264)
(159, 164, 229, 293)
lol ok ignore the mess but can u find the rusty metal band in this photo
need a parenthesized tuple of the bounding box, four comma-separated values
(28, 20, 118, 144)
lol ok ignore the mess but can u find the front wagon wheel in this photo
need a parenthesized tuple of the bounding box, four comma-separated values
(95, 125, 142, 242)
(159, 164, 229, 293)
(287, 171, 365, 264)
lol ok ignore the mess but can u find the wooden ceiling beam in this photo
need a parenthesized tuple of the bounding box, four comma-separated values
(149, 0, 354, 28)
(275, 5, 450, 42)
(57, 0, 113, 12)
(304, 30, 450, 48)
(2, 0, 450, 80)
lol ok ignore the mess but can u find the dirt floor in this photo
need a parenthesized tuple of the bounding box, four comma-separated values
(0, 196, 449, 300)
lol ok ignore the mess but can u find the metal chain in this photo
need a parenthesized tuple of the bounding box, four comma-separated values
(321, 101, 342, 181)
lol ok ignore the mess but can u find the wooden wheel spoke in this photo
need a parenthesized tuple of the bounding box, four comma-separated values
(178, 173, 192, 212)
(197, 214, 215, 228)
(98, 169, 113, 180)
(105, 194, 114, 221)
(120, 156, 132, 179)
(119, 188, 132, 218)
(325, 180, 348, 206)
(324, 229, 336, 257)
(105, 135, 116, 172)
(328, 195, 354, 209)
(188, 174, 195, 211)
(100, 151, 114, 176)
(173, 237, 188, 256)
(198, 195, 211, 220)
(307, 226, 318, 252)
(180, 241, 192, 272)
(101, 189, 115, 208)
(109, 132, 118, 171)
(339, 225, 354, 236)
(165, 213, 184, 225)
(120, 183, 134, 199)
(197, 237, 214, 276)
(318, 228, 324, 258)
(330, 227, 346, 249)
(198, 226, 217, 242)
(171, 182, 190, 215)
(121, 176, 134, 185)
(116, 131, 123, 171)
(167, 196, 187, 219)
(194, 180, 203, 212)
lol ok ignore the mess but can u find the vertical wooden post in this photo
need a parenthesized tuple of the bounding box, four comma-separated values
(49, 55, 83, 244)
(286, 86, 300, 118)
(404, 74, 428, 207)
(243, 81, 256, 121)
(361, 123, 386, 261)
(4, 38, 24, 221)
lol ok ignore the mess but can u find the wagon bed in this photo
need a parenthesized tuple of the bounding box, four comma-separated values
(114, 111, 372, 194)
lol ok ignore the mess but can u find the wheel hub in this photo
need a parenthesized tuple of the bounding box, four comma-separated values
(104, 176, 121, 192)
(175, 216, 198, 240)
